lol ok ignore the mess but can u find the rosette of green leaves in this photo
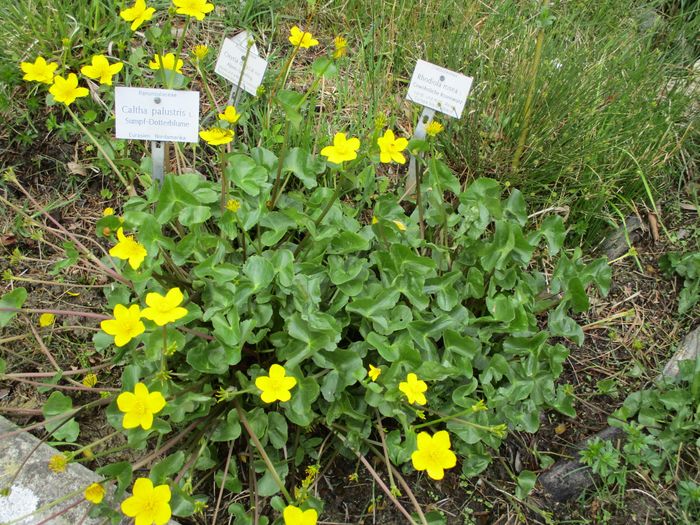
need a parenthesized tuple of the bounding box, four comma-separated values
(93, 152, 610, 515)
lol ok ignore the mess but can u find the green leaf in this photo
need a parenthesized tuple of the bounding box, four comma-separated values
(243, 255, 275, 291)
(282, 147, 325, 189)
(276, 89, 304, 127)
(515, 470, 537, 499)
(311, 57, 338, 79)
(42, 391, 80, 442)
(0, 287, 27, 328)
(150, 451, 185, 484)
(225, 154, 270, 196)
(539, 215, 566, 255)
(96, 462, 132, 497)
(211, 409, 242, 442)
(179, 205, 211, 226)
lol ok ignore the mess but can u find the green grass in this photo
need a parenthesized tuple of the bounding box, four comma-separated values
(2, 1, 696, 244)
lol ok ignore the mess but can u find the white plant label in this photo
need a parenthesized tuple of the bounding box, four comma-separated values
(406, 59, 473, 118)
(215, 32, 268, 96)
(115, 87, 200, 143)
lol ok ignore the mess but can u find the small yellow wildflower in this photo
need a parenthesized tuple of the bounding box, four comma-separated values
(120, 0, 156, 31)
(173, 0, 214, 20)
(121, 478, 172, 525)
(39, 313, 56, 327)
(368, 364, 381, 381)
(391, 220, 407, 231)
(371, 216, 379, 225)
(109, 227, 147, 270)
(320, 133, 360, 165)
(82, 373, 98, 388)
(425, 121, 444, 137)
(193, 44, 209, 60)
(399, 373, 428, 405)
(218, 105, 241, 124)
(226, 199, 240, 212)
(255, 364, 297, 403)
(199, 127, 234, 146)
(283, 505, 318, 525)
(117, 383, 166, 430)
(377, 129, 409, 164)
(100, 304, 145, 347)
(333, 36, 348, 59)
(80, 55, 124, 86)
(141, 287, 189, 326)
(49, 74, 89, 106)
(48, 454, 68, 473)
(288, 26, 319, 49)
(411, 431, 457, 480)
(84, 483, 105, 504)
(149, 53, 184, 73)
(102, 207, 115, 216)
(20, 56, 57, 84)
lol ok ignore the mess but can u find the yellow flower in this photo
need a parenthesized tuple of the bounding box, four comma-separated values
(288, 25, 319, 48)
(255, 364, 297, 403)
(199, 127, 234, 146)
(109, 227, 148, 270)
(100, 304, 145, 347)
(117, 383, 166, 430)
(320, 133, 360, 165)
(425, 121, 444, 137)
(121, 477, 172, 525)
(411, 430, 457, 480)
(173, 0, 214, 20)
(333, 36, 348, 59)
(377, 129, 408, 164)
(149, 53, 184, 73)
(48, 454, 68, 473)
(141, 287, 188, 326)
(193, 44, 209, 60)
(39, 313, 56, 327)
(20, 56, 57, 84)
(120, 0, 156, 31)
(84, 483, 105, 504)
(399, 373, 427, 405)
(103, 207, 115, 216)
(283, 505, 318, 525)
(371, 216, 379, 225)
(391, 220, 407, 231)
(80, 55, 124, 86)
(368, 364, 381, 381)
(226, 199, 240, 213)
(82, 373, 98, 388)
(49, 73, 89, 106)
(218, 105, 241, 124)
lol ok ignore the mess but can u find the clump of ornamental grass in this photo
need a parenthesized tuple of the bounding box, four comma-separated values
(0, 2, 613, 524)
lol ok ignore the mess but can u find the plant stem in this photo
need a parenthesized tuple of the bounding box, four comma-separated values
(333, 430, 418, 525)
(234, 400, 292, 502)
(219, 148, 228, 214)
(511, 0, 550, 173)
(294, 183, 342, 256)
(269, 121, 291, 209)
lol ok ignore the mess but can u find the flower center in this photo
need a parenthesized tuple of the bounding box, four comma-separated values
(132, 399, 147, 417)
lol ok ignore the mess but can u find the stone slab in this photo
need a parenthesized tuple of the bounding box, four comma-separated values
(0, 416, 178, 524)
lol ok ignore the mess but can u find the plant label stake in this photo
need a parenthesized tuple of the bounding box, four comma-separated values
(215, 31, 268, 106)
(114, 87, 200, 183)
(404, 59, 473, 196)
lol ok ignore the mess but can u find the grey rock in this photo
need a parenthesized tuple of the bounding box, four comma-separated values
(539, 427, 625, 502)
(662, 326, 700, 379)
(598, 215, 646, 260)
(0, 416, 178, 525)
